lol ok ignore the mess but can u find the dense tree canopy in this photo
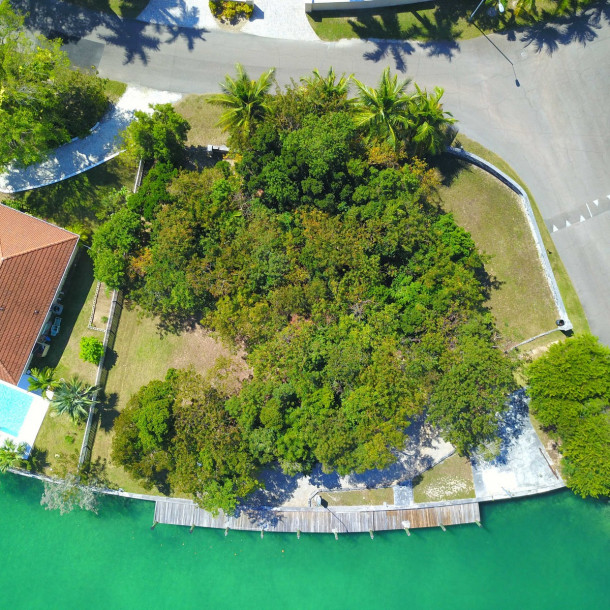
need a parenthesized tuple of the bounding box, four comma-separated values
(0, 0, 108, 167)
(527, 334, 610, 498)
(112, 370, 258, 513)
(102, 66, 517, 511)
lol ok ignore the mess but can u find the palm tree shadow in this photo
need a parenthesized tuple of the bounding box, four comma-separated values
(364, 40, 416, 72)
(505, 3, 608, 55)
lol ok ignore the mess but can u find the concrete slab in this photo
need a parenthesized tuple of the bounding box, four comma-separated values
(471, 390, 563, 500)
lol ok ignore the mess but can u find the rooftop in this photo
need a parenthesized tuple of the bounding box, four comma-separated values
(0, 204, 79, 384)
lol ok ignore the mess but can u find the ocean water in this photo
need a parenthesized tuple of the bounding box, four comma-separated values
(0, 474, 608, 609)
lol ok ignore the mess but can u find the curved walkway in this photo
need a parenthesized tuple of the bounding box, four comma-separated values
(0, 86, 181, 193)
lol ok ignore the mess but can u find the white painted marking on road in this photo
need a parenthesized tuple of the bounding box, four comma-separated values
(586, 203, 593, 218)
(593, 199, 599, 206)
(552, 224, 558, 232)
(566, 219, 571, 227)
(580, 215, 586, 222)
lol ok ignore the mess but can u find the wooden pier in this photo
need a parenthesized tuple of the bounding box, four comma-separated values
(153, 500, 480, 534)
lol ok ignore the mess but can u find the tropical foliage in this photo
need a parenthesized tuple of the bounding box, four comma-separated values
(79, 336, 104, 365)
(51, 378, 97, 422)
(99, 66, 515, 512)
(207, 63, 276, 147)
(122, 103, 191, 166)
(112, 369, 258, 514)
(0, 439, 27, 473)
(0, 0, 109, 168)
(527, 334, 610, 498)
(28, 366, 58, 397)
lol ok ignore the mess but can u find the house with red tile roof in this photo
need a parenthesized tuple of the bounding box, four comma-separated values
(0, 204, 79, 385)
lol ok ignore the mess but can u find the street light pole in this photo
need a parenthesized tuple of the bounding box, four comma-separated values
(469, 0, 505, 22)
(469, 0, 487, 22)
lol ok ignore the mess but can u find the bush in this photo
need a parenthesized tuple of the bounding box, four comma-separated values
(209, 0, 253, 23)
(79, 336, 104, 365)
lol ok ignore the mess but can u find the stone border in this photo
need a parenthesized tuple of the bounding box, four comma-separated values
(446, 146, 572, 331)
(87, 282, 107, 333)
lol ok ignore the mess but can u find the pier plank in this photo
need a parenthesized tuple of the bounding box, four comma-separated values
(153, 500, 480, 533)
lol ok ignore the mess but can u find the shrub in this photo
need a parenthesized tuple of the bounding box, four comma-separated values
(79, 336, 104, 365)
(209, 0, 253, 24)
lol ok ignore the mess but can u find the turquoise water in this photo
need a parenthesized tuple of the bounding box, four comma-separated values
(0, 474, 608, 609)
(0, 382, 33, 436)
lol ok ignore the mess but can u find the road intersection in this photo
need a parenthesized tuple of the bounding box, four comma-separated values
(20, 0, 610, 343)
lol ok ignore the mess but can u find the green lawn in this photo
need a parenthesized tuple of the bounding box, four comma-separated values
(31, 254, 100, 476)
(453, 135, 589, 338)
(308, 0, 597, 42)
(92, 304, 245, 492)
(435, 154, 557, 346)
(63, 0, 149, 19)
(174, 95, 228, 168)
(319, 487, 395, 506)
(412, 454, 475, 503)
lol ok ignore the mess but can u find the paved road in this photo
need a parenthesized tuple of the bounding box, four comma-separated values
(21, 0, 610, 343)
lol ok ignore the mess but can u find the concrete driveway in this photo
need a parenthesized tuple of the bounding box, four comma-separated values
(19, 0, 610, 343)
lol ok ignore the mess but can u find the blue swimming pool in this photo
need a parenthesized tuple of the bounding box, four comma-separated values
(0, 382, 34, 437)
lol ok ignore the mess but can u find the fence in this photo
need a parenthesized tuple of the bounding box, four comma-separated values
(77, 290, 124, 470)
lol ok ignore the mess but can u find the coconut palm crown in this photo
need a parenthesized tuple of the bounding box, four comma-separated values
(28, 366, 58, 397)
(352, 68, 413, 150)
(0, 439, 27, 473)
(207, 63, 276, 145)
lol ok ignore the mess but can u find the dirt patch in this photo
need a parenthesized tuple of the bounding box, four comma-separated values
(91, 283, 113, 330)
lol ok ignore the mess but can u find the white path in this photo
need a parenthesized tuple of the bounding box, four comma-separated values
(137, 0, 318, 41)
(136, 0, 220, 31)
(241, 0, 318, 41)
(0, 86, 182, 193)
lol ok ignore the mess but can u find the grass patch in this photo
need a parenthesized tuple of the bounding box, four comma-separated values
(435, 154, 557, 346)
(92, 304, 245, 493)
(63, 0, 149, 19)
(412, 454, 475, 503)
(5, 155, 136, 241)
(454, 134, 589, 337)
(32, 254, 101, 387)
(174, 95, 228, 168)
(31, 254, 100, 475)
(104, 79, 127, 104)
(319, 487, 394, 506)
(307, 0, 598, 42)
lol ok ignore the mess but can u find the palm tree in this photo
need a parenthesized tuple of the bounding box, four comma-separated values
(407, 84, 456, 158)
(50, 377, 97, 423)
(28, 366, 58, 398)
(352, 68, 413, 150)
(300, 67, 353, 110)
(207, 63, 276, 146)
(0, 439, 27, 473)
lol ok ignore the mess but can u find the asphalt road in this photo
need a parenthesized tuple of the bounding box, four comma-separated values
(22, 0, 610, 343)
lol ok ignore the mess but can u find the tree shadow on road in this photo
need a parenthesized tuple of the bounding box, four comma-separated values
(16, 0, 208, 67)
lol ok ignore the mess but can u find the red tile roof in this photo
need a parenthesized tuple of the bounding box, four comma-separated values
(0, 204, 79, 385)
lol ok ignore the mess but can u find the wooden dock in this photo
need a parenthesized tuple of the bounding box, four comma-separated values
(153, 500, 480, 534)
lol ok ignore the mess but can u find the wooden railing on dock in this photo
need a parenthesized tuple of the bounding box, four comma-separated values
(153, 500, 480, 534)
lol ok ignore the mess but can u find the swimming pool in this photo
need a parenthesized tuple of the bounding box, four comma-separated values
(0, 381, 35, 437)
